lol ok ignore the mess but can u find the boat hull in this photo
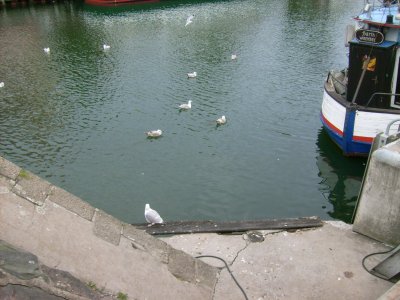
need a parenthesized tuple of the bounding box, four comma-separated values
(321, 87, 400, 156)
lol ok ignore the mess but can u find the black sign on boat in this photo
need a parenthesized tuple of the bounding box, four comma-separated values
(355, 29, 384, 44)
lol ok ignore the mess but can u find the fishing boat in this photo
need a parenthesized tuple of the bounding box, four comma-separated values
(321, 1, 400, 156)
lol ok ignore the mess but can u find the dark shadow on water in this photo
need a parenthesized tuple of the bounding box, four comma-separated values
(316, 128, 367, 223)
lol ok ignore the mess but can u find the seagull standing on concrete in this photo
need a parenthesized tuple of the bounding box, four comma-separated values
(185, 14, 194, 26)
(145, 204, 164, 226)
(179, 100, 192, 110)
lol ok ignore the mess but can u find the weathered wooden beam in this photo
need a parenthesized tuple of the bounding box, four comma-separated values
(132, 216, 323, 235)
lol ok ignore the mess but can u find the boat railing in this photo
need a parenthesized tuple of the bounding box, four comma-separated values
(365, 92, 400, 108)
(362, 1, 398, 14)
(327, 70, 347, 96)
(373, 118, 400, 150)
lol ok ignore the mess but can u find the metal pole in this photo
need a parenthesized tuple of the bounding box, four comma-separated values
(352, 56, 370, 104)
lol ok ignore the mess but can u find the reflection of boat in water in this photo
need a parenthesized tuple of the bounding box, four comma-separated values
(316, 129, 365, 223)
(321, 1, 400, 156)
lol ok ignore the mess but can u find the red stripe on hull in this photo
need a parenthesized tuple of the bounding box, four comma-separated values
(321, 113, 343, 137)
(321, 112, 373, 143)
(354, 17, 400, 29)
(352, 135, 373, 143)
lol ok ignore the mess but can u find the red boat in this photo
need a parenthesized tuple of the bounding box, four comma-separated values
(85, 0, 161, 6)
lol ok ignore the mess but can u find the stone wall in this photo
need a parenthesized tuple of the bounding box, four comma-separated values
(0, 156, 218, 300)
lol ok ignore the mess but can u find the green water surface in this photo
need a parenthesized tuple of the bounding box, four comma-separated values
(0, 0, 366, 223)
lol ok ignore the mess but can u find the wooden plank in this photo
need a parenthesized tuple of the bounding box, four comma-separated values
(132, 216, 323, 235)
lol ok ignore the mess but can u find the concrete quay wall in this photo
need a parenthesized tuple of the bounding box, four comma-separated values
(0, 155, 398, 299)
(353, 140, 400, 246)
(0, 156, 218, 300)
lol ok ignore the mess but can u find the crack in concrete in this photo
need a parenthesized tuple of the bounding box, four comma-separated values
(230, 235, 250, 266)
(230, 231, 286, 268)
(211, 271, 220, 300)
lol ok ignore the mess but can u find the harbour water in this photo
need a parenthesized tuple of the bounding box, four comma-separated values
(0, 0, 366, 224)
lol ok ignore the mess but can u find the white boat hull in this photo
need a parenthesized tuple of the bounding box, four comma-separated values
(321, 88, 400, 156)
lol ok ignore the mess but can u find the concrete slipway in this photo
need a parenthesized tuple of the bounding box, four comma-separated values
(0, 156, 397, 299)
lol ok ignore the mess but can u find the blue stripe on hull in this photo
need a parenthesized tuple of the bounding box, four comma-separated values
(346, 140, 371, 156)
(320, 112, 371, 156)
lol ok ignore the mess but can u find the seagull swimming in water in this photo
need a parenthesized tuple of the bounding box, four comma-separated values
(216, 115, 227, 125)
(145, 204, 164, 226)
(179, 100, 192, 110)
(43, 47, 50, 53)
(231, 54, 237, 60)
(187, 71, 197, 78)
(103, 44, 110, 50)
(0, 82, 4, 88)
(145, 129, 163, 138)
(185, 15, 194, 27)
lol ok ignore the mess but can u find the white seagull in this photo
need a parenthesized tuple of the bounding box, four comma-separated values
(0, 82, 4, 88)
(43, 47, 50, 53)
(187, 71, 197, 78)
(145, 204, 164, 226)
(216, 115, 227, 125)
(185, 15, 194, 27)
(231, 54, 237, 60)
(179, 100, 192, 110)
(145, 129, 163, 138)
(103, 44, 111, 50)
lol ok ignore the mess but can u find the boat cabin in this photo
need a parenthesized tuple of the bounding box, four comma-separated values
(347, 39, 398, 108)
